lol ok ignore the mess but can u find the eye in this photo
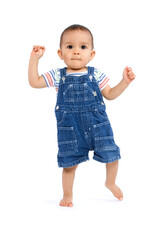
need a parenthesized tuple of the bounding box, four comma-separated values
(67, 45, 73, 49)
(81, 45, 87, 49)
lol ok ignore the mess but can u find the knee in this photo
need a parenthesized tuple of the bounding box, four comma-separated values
(63, 165, 78, 172)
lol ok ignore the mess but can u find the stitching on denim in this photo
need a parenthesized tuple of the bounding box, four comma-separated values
(93, 155, 121, 163)
(94, 121, 109, 128)
(95, 136, 114, 141)
(58, 156, 89, 168)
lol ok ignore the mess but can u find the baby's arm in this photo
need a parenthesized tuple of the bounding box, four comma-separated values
(101, 67, 136, 100)
(28, 45, 47, 88)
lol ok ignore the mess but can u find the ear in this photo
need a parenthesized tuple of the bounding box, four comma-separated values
(89, 50, 96, 61)
(57, 49, 63, 60)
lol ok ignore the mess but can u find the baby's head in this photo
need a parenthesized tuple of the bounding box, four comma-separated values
(58, 24, 95, 72)
(60, 24, 94, 49)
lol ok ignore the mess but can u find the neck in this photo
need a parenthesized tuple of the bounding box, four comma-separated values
(66, 67, 87, 73)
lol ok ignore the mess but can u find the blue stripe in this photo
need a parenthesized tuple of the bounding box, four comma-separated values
(49, 70, 56, 86)
(98, 73, 106, 84)
(42, 74, 49, 87)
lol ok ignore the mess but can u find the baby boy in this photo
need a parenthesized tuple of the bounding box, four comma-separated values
(28, 24, 136, 207)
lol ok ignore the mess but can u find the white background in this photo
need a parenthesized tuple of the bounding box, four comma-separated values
(0, 0, 165, 239)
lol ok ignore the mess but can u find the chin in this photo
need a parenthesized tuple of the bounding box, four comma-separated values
(69, 65, 84, 70)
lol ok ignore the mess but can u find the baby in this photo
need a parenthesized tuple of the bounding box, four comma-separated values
(28, 24, 136, 207)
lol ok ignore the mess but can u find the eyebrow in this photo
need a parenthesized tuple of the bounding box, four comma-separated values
(64, 42, 72, 46)
(64, 42, 89, 46)
(81, 42, 89, 45)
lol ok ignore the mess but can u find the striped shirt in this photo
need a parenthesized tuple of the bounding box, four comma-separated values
(42, 67, 110, 94)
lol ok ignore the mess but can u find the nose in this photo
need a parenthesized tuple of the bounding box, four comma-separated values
(73, 49, 80, 55)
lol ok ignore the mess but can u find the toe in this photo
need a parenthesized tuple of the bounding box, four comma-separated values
(118, 196, 123, 201)
(59, 199, 73, 207)
(68, 202, 73, 207)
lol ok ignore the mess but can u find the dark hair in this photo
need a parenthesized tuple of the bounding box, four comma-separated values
(60, 24, 94, 49)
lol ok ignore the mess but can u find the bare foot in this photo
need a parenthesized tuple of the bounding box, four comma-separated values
(105, 182, 123, 201)
(59, 197, 73, 207)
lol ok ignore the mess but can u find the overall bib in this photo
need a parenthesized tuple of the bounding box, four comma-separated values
(55, 67, 121, 168)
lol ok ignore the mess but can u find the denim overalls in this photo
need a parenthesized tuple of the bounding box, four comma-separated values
(55, 67, 121, 168)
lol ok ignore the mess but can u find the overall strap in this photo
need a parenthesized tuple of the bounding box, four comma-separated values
(60, 67, 67, 78)
(88, 66, 94, 75)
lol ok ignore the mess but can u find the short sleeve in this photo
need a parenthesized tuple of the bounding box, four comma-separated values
(42, 68, 60, 91)
(94, 68, 110, 91)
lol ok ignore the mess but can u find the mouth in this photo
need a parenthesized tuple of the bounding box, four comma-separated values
(71, 58, 81, 61)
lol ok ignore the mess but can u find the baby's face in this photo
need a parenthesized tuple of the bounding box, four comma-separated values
(58, 30, 95, 72)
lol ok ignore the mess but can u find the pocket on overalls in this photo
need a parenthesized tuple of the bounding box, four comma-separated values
(94, 109, 108, 121)
(63, 83, 95, 102)
(94, 121, 118, 151)
(55, 110, 66, 126)
(57, 126, 78, 156)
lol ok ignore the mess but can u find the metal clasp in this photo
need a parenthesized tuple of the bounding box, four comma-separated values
(89, 75, 93, 80)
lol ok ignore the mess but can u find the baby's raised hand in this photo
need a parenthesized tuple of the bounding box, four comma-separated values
(30, 45, 46, 60)
(123, 66, 136, 84)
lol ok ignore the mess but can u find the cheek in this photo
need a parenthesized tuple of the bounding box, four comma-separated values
(87, 53, 93, 61)
(63, 54, 70, 62)
(82, 52, 90, 59)
(65, 52, 72, 60)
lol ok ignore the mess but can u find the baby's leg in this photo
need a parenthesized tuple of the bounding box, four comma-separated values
(59, 165, 78, 207)
(105, 161, 123, 200)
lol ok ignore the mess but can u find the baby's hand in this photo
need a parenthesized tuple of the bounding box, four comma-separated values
(30, 45, 46, 60)
(123, 66, 136, 84)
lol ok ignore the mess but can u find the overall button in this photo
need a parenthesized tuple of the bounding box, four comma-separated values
(89, 75, 93, 80)
(84, 132, 88, 138)
(62, 77, 65, 82)
(101, 102, 104, 105)
(56, 105, 59, 110)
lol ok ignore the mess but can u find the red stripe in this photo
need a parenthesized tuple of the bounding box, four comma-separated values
(45, 72, 54, 87)
(99, 77, 109, 89)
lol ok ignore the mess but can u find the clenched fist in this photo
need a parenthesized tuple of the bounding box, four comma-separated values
(30, 45, 46, 60)
(123, 66, 136, 84)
